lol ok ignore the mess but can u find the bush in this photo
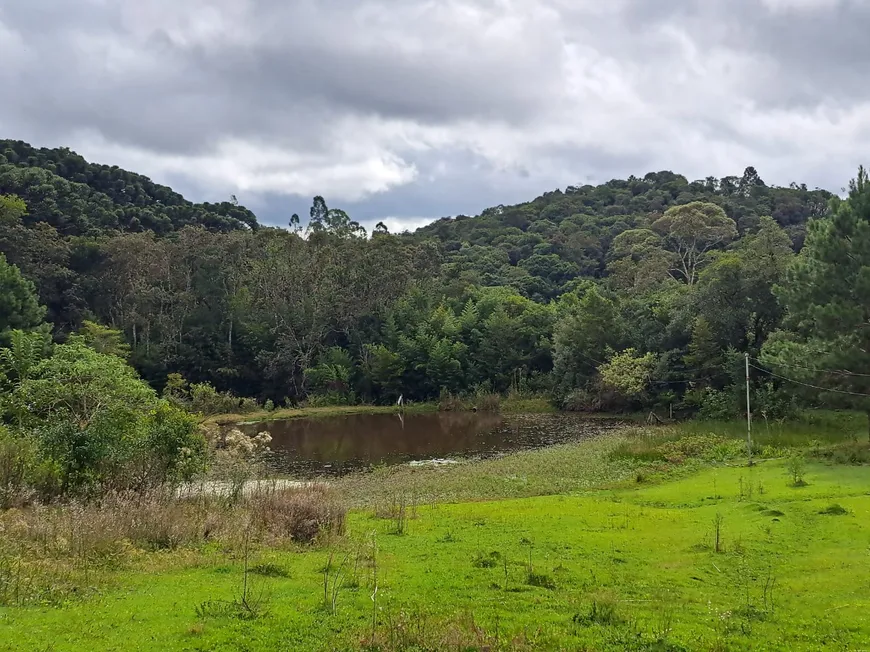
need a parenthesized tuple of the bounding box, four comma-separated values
(786, 453, 807, 486)
(438, 389, 464, 412)
(697, 388, 737, 420)
(1, 343, 210, 497)
(562, 388, 599, 412)
(0, 426, 35, 509)
(250, 485, 346, 543)
(139, 403, 208, 485)
(263, 399, 275, 412)
(476, 393, 501, 412)
(189, 382, 240, 416)
(755, 382, 797, 421)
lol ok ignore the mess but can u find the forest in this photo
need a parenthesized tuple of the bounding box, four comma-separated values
(2, 138, 868, 426)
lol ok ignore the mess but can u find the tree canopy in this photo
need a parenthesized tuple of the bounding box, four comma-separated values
(0, 141, 861, 423)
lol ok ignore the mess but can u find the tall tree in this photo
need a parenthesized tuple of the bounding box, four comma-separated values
(651, 202, 738, 285)
(762, 168, 870, 437)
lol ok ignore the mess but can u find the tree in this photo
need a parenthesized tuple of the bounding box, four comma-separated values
(308, 196, 329, 233)
(599, 348, 657, 401)
(693, 216, 793, 352)
(552, 286, 622, 393)
(0, 253, 46, 340)
(0, 193, 27, 225)
(12, 342, 204, 491)
(762, 167, 870, 437)
(652, 202, 738, 285)
(606, 228, 673, 290)
(68, 320, 132, 359)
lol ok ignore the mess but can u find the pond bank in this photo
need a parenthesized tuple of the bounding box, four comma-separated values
(202, 396, 559, 426)
(202, 402, 438, 426)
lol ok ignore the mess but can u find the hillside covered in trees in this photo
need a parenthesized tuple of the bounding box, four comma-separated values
(3, 140, 867, 423)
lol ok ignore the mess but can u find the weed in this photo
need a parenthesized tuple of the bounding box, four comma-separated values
(376, 493, 416, 536)
(322, 550, 350, 615)
(436, 530, 457, 543)
(573, 589, 621, 627)
(819, 503, 849, 516)
(249, 563, 291, 578)
(526, 572, 556, 590)
(195, 529, 270, 621)
(472, 550, 501, 568)
(713, 512, 724, 554)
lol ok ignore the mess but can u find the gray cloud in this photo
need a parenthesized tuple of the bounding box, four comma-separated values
(1, 0, 868, 228)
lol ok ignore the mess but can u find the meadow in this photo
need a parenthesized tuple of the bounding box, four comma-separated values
(1, 413, 868, 651)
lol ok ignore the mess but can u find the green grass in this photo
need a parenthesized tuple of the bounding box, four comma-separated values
(2, 460, 869, 651)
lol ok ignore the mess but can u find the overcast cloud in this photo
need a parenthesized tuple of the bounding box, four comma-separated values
(1, 0, 869, 230)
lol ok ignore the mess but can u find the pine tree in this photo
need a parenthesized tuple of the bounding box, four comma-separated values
(763, 167, 870, 438)
(0, 253, 46, 339)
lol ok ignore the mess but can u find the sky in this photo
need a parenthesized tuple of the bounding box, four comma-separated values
(1, 0, 869, 232)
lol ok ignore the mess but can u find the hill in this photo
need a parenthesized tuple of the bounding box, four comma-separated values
(414, 168, 832, 300)
(0, 140, 258, 235)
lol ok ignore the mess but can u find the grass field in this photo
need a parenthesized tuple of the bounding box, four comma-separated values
(2, 414, 869, 651)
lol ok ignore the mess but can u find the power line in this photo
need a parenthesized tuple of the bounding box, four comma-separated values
(749, 363, 870, 398)
(751, 357, 870, 379)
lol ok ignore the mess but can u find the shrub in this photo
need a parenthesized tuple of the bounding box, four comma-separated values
(139, 403, 208, 485)
(755, 382, 797, 421)
(698, 388, 737, 420)
(1, 343, 210, 496)
(189, 382, 240, 416)
(438, 389, 464, 412)
(263, 399, 275, 412)
(562, 388, 599, 412)
(0, 426, 36, 509)
(476, 393, 501, 412)
(786, 453, 807, 487)
(249, 485, 346, 543)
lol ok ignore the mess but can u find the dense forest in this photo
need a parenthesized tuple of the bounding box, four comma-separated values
(2, 139, 869, 423)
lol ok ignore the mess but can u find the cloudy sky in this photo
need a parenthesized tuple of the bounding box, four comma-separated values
(1, 0, 868, 231)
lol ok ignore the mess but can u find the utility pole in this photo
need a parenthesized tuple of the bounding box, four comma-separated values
(745, 353, 752, 464)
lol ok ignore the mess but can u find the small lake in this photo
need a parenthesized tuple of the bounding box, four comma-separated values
(238, 412, 624, 477)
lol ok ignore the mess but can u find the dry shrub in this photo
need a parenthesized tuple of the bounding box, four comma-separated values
(477, 393, 501, 412)
(249, 485, 346, 544)
(438, 390, 464, 412)
(2, 490, 245, 560)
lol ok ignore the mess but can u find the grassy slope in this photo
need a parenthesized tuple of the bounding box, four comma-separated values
(3, 457, 869, 651)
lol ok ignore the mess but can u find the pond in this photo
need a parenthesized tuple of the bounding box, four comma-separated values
(238, 412, 624, 477)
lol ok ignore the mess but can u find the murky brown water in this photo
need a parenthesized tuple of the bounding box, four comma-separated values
(238, 412, 623, 477)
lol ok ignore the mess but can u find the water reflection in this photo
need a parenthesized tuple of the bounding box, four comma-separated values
(239, 412, 622, 477)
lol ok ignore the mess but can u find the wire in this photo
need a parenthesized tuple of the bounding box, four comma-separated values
(749, 363, 870, 398)
(751, 357, 870, 379)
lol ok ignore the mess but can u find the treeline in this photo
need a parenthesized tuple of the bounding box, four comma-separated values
(1, 140, 868, 423)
